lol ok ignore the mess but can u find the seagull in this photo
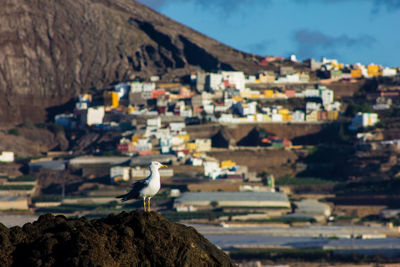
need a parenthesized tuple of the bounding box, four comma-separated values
(116, 161, 167, 212)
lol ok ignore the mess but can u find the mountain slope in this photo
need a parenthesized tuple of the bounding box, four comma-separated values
(0, 0, 260, 124)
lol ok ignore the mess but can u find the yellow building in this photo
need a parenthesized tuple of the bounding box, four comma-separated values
(103, 91, 119, 108)
(221, 160, 236, 169)
(282, 114, 292, 122)
(264, 90, 274, 98)
(132, 136, 141, 142)
(186, 142, 197, 152)
(368, 64, 380, 77)
(233, 96, 243, 102)
(327, 110, 339, 121)
(278, 108, 290, 115)
(351, 69, 362, 78)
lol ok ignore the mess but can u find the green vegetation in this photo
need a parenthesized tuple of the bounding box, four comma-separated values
(8, 175, 36, 182)
(7, 128, 19, 136)
(277, 176, 338, 186)
(0, 185, 34, 190)
(334, 180, 400, 195)
(32, 194, 62, 203)
(344, 101, 373, 117)
(335, 215, 359, 221)
(236, 217, 316, 224)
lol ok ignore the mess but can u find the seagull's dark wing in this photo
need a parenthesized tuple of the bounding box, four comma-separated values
(116, 179, 148, 202)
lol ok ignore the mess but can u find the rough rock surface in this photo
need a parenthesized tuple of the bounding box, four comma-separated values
(0, 211, 235, 267)
(0, 0, 261, 125)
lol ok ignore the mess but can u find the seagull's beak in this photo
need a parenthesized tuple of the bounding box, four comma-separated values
(161, 165, 168, 168)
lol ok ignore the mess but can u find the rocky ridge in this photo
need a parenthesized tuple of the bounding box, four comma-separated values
(0, 211, 235, 266)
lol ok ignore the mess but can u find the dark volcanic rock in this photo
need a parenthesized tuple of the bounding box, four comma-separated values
(0, 0, 261, 125)
(0, 211, 235, 267)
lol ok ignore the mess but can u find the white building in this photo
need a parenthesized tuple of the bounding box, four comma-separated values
(320, 89, 334, 106)
(303, 88, 320, 98)
(203, 104, 215, 115)
(382, 68, 397, 77)
(208, 73, 223, 91)
(292, 110, 305, 122)
(169, 122, 186, 135)
(85, 106, 105, 126)
(110, 166, 131, 182)
(0, 151, 14, 163)
(271, 113, 283, 122)
(243, 102, 257, 116)
(306, 102, 321, 111)
(147, 117, 161, 128)
(130, 82, 156, 93)
(203, 161, 221, 180)
(349, 112, 379, 131)
(137, 138, 152, 151)
(219, 114, 234, 123)
(275, 73, 300, 83)
(75, 102, 88, 110)
(221, 71, 246, 91)
(160, 137, 172, 154)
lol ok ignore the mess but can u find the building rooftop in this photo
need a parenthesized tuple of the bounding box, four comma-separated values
(175, 191, 289, 203)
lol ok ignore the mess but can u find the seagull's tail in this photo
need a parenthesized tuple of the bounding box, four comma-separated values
(116, 194, 128, 202)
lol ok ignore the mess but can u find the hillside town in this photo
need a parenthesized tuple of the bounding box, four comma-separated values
(1, 55, 400, 260)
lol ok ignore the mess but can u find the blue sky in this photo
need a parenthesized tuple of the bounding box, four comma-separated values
(138, 0, 400, 67)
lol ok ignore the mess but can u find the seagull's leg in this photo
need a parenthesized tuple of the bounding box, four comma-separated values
(143, 197, 147, 212)
(148, 197, 151, 212)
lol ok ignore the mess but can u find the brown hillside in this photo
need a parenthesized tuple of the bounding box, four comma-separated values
(0, 0, 261, 125)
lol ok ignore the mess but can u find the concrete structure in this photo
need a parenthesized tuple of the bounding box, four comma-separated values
(131, 167, 173, 179)
(0, 196, 29, 210)
(69, 156, 130, 166)
(283, 199, 332, 222)
(29, 160, 67, 171)
(174, 192, 291, 211)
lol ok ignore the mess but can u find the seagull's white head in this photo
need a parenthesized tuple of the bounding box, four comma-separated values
(149, 161, 167, 170)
